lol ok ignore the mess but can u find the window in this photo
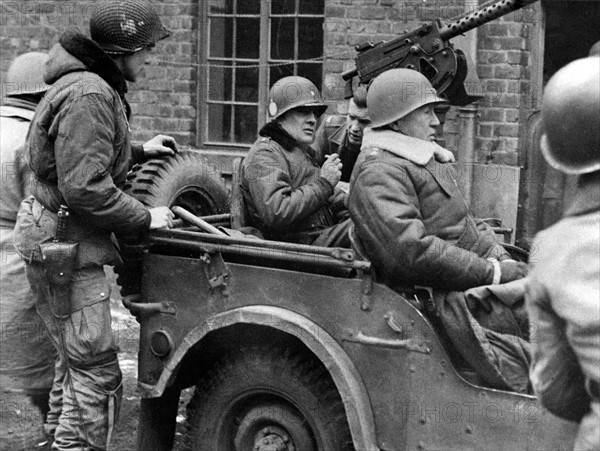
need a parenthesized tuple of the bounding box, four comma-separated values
(199, 0, 325, 147)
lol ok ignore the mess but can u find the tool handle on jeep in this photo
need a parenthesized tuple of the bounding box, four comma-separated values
(172, 206, 228, 236)
(343, 0, 539, 105)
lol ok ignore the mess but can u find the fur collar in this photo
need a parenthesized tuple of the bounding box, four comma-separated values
(58, 28, 128, 96)
(361, 128, 450, 166)
(259, 121, 299, 151)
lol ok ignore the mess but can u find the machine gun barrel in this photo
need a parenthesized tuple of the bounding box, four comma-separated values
(439, 0, 538, 41)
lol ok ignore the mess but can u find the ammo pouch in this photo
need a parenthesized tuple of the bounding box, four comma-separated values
(39, 241, 79, 319)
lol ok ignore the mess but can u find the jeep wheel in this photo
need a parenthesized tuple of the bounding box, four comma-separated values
(186, 345, 353, 451)
(124, 150, 229, 215)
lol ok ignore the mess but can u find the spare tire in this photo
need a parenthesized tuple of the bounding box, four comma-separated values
(124, 150, 229, 215)
(117, 151, 230, 297)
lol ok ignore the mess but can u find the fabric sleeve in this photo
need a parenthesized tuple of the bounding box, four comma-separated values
(349, 160, 494, 291)
(312, 123, 329, 166)
(130, 143, 146, 166)
(243, 146, 333, 230)
(527, 279, 591, 421)
(54, 93, 151, 234)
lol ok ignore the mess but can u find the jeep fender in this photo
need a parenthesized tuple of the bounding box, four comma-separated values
(141, 305, 379, 451)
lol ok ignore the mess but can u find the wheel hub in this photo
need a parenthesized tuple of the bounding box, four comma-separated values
(252, 426, 295, 451)
(232, 401, 311, 451)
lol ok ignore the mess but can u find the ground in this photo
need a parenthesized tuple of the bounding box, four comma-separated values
(0, 270, 192, 451)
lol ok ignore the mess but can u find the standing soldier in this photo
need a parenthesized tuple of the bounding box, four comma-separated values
(0, 52, 60, 445)
(527, 56, 600, 451)
(313, 84, 370, 182)
(15, 1, 177, 449)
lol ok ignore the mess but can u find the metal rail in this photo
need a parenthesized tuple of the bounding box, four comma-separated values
(152, 227, 358, 263)
(147, 235, 372, 272)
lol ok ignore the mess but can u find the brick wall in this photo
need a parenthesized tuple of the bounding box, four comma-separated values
(0, 0, 198, 146)
(1, 0, 538, 165)
(323, 0, 539, 165)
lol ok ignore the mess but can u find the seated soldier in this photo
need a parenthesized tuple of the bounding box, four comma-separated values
(348, 69, 532, 393)
(241, 76, 351, 247)
(313, 84, 370, 183)
(348, 69, 526, 292)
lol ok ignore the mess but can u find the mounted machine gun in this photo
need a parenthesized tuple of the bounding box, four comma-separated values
(342, 0, 539, 105)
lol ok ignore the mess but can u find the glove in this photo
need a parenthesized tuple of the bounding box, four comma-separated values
(499, 260, 528, 283)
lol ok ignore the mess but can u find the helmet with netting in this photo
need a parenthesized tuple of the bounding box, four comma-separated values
(90, 0, 170, 54)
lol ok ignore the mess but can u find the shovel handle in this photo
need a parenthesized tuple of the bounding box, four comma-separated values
(171, 206, 228, 236)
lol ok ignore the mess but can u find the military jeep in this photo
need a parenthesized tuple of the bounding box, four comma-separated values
(118, 151, 577, 451)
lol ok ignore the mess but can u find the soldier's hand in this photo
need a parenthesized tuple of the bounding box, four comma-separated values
(149, 206, 175, 230)
(320, 153, 342, 187)
(143, 134, 178, 158)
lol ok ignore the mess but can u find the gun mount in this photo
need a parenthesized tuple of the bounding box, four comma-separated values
(342, 0, 539, 105)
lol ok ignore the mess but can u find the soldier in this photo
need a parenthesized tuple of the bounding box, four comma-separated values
(313, 84, 370, 182)
(14, 1, 177, 449)
(527, 57, 599, 451)
(348, 68, 525, 291)
(241, 76, 352, 247)
(0, 51, 61, 445)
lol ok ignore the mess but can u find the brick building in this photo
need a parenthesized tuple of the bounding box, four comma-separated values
(1, 0, 598, 246)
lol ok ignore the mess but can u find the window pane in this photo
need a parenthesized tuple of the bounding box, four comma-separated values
(237, 0, 260, 14)
(235, 65, 259, 102)
(270, 63, 296, 87)
(297, 63, 322, 89)
(270, 17, 295, 60)
(299, 0, 323, 15)
(208, 62, 233, 101)
(234, 105, 258, 143)
(210, 17, 233, 58)
(209, 0, 233, 15)
(271, 0, 295, 15)
(208, 104, 232, 142)
(236, 18, 260, 59)
(298, 18, 323, 59)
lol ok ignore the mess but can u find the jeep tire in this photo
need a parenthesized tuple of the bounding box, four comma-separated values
(117, 151, 230, 297)
(186, 345, 353, 451)
(124, 150, 229, 215)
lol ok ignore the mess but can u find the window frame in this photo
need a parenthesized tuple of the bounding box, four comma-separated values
(196, 0, 324, 149)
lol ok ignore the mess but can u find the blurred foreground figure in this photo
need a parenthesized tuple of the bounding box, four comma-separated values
(0, 51, 60, 444)
(527, 56, 600, 451)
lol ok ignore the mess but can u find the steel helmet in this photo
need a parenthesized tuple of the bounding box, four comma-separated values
(5, 52, 50, 96)
(367, 69, 446, 128)
(268, 76, 327, 120)
(90, 0, 170, 54)
(540, 57, 600, 175)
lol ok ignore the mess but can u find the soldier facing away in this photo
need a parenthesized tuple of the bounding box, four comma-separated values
(0, 51, 61, 445)
(14, 1, 177, 449)
(526, 56, 600, 451)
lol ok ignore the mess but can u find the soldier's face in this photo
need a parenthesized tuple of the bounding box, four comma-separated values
(346, 99, 370, 146)
(119, 46, 152, 82)
(394, 104, 440, 142)
(278, 107, 319, 144)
